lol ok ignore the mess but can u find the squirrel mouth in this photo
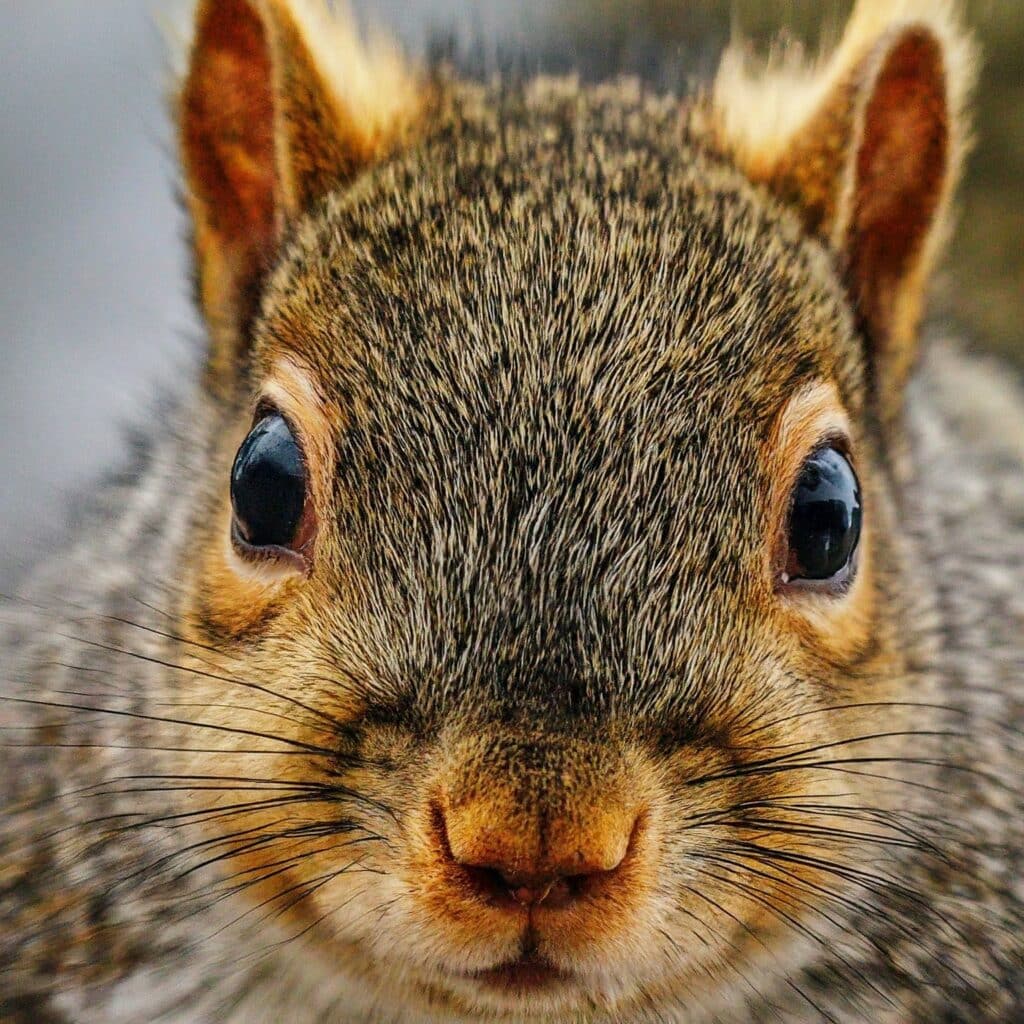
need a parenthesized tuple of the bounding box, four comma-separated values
(465, 955, 571, 992)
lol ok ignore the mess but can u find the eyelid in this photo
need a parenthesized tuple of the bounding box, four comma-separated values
(251, 398, 279, 424)
(780, 551, 858, 593)
(786, 428, 855, 497)
(230, 518, 310, 574)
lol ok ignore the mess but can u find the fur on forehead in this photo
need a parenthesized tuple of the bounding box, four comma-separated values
(249, 76, 868, 428)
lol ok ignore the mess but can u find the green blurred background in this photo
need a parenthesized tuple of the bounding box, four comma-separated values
(556, 0, 1023, 364)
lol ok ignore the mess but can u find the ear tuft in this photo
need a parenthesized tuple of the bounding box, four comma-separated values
(700, 0, 977, 420)
(262, 0, 420, 212)
(707, 0, 974, 206)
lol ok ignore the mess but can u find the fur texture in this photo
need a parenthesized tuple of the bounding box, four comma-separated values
(2, 2, 1023, 1022)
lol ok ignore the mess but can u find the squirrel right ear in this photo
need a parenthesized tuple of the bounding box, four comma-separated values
(701, 0, 975, 424)
(178, 0, 418, 391)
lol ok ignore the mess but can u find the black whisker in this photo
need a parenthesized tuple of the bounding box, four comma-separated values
(0, 695, 337, 756)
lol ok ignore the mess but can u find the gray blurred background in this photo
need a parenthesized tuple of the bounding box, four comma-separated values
(1, 1, 1021, 585)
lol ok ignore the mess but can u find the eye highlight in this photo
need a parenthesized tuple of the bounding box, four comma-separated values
(783, 446, 862, 587)
(230, 412, 309, 555)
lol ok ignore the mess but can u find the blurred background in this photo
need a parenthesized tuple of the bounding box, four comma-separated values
(0, 1, 1020, 584)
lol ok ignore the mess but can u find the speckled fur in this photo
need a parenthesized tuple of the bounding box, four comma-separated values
(2, 5, 1023, 1023)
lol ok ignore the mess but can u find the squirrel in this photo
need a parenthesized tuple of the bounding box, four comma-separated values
(2, 0, 1023, 1021)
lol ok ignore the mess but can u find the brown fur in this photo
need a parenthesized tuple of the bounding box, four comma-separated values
(3, 2, 1023, 1023)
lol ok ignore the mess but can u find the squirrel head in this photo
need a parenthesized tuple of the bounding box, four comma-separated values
(172, 0, 974, 1016)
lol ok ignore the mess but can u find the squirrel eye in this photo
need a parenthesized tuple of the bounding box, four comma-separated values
(230, 413, 307, 552)
(784, 447, 862, 585)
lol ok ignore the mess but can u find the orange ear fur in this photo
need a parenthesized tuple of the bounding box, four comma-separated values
(180, 0, 279, 385)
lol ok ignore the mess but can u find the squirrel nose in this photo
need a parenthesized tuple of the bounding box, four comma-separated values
(433, 802, 638, 911)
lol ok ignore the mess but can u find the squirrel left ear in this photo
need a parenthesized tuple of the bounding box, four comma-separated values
(702, 1, 975, 421)
(179, 0, 419, 392)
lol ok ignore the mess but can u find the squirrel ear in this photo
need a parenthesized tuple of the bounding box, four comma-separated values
(703, 1, 975, 417)
(179, 0, 418, 389)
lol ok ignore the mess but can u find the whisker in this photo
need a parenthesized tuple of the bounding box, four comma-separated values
(188, 842, 382, 942)
(0, 695, 337, 756)
(743, 701, 971, 735)
(718, 843, 977, 987)
(694, 857, 897, 1009)
(690, 730, 966, 784)
(49, 629, 345, 733)
(13, 680, 329, 736)
(689, 751, 1001, 794)
(720, 839, 976, 949)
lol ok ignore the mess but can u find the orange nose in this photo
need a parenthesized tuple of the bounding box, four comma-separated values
(434, 800, 639, 911)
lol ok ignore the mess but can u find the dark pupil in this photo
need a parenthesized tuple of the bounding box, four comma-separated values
(230, 414, 306, 549)
(788, 447, 862, 580)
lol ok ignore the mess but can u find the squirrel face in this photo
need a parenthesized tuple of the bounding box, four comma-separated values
(172, 1, 973, 1017)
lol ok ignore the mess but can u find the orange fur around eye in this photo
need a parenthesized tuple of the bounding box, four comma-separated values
(765, 382, 876, 662)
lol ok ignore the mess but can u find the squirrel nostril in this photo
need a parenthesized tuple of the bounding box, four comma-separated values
(510, 880, 554, 906)
(450, 861, 599, 910)
(508, 875, 582, 909)
(431, 800, 640, 911)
